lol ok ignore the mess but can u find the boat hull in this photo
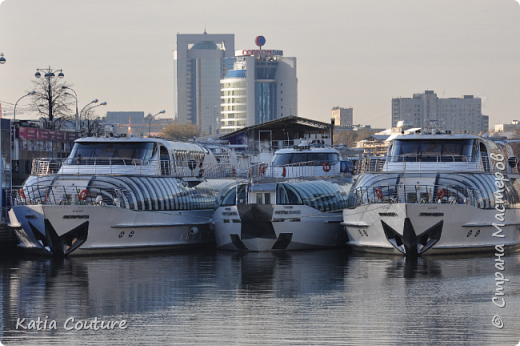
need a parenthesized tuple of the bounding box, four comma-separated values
(9, 205, 215, 256)
(343, 203, 520, 255)
(213, 204, 346, 251)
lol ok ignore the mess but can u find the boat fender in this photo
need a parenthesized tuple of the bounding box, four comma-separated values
(79, 189, 88, 201)
(189, 227, 199, 236)
(282, 166, 287, 177)
(323, 162, 331, 172)
(19, 189, 26, 199)
(438, 188, 446, 200)
(375, 188, 383, 200)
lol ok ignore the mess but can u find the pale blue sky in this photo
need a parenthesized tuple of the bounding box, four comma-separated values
(0, 0, 519, 129)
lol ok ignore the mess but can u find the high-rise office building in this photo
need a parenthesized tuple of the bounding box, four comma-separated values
(331, 107, 353, 127)
(392, 90, 483, 134)
(173, 32, 234, 135)
(219, 47, 297, 134)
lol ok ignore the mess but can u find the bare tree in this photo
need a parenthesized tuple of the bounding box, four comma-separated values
(334, 128, 376, 147)
(29, 72, 74, 127)
(82, 109, 105, 137)
(160, 123, 200, 140)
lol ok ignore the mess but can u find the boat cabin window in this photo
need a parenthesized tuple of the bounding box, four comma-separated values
(391, 140, 476, 161)
(221, 185, 247, 206)
(70, 142, 156, 161)
(272, 152, 339, 166)
(276, 184, 303, 205)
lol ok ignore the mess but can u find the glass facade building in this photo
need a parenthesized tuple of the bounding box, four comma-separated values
(220, 70, 248, 134)
(220, 52, 297, 135)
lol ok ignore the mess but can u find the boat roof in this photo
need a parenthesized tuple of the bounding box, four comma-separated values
(249, 183, 277, 191)
(393, 133, 481, 141)
(76, 136, 168, 143)
(274, 147, 340, 154)
(74, 137, 205, 153)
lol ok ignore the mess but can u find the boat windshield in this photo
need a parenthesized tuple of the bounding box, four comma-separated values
(220, 184, 247, 206)
(70, 142, 157, 161)
(390, 139, 477, 161)
(272, 152, 339, 166)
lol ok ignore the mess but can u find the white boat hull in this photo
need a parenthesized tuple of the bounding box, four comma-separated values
(9, 205, 215, 256)
(343, 203, 520, 255)
(213, 204, 346, 251)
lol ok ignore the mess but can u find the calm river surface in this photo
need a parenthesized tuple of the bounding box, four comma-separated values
(0, 248, 519, 346)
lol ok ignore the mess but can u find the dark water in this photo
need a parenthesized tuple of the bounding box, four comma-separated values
(0, 248, 519, 346)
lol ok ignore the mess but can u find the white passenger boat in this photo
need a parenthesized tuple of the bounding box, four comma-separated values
(8, 136, 233, 256)
(212, 145, 351, 251)
(343, 130, 520, 256)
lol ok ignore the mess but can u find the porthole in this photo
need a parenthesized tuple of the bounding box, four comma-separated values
(466, 230, 473, 237)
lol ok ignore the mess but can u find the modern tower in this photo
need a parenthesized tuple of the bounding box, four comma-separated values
(173, 32, 235, 135)
(219, 40, 297, 135)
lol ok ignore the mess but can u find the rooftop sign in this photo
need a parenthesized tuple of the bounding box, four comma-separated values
(237, 50, 283, 57)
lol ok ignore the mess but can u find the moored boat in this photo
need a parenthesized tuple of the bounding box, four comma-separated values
(343, 130, 520, 256)
(212, 144, 352, 251)
(8, 136, 233, 256)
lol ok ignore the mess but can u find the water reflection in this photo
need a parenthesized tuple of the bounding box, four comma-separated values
(214, 250, 349, 297)
(0, 250, 519, 345)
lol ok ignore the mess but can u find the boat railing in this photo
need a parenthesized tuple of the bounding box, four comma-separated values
(348, 184, 484, 208)
(12, 183, 220, 210)
(360, 155, 516, 173)
(244, 160, 342, 180)
(14, 184, 131, 208)
(30, 157, 235, 178)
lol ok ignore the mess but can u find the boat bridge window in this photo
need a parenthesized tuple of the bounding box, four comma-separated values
(160, 146, 171, 175)
(277, 184, 303, 205)
(220, 185, 247, 206)
(272, 152, 339, 166)
(391, 140, 476, 162)
(70, 142, 156, 162)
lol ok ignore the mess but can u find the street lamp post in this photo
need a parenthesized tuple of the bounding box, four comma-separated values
(62, 86, 79, 131)
(148, 110, 166, 137)
(13, 91, 36, 120)
(35, 67, 64, 124)
(79, 99, 98, 132)
(83, 102, 107, 136)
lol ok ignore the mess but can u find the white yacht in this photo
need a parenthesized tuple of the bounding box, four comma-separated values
(8, 136, 233, 256)
(212, 145, 351, 251)
(343, 130, 520, 256)
(264, 144, 341, 178)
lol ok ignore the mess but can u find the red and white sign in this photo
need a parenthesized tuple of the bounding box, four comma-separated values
(238, 49, 283, 57)
(18, 127, 80, 142)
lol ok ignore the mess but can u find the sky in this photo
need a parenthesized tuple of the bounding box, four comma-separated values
(0, 0, 519, 130)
